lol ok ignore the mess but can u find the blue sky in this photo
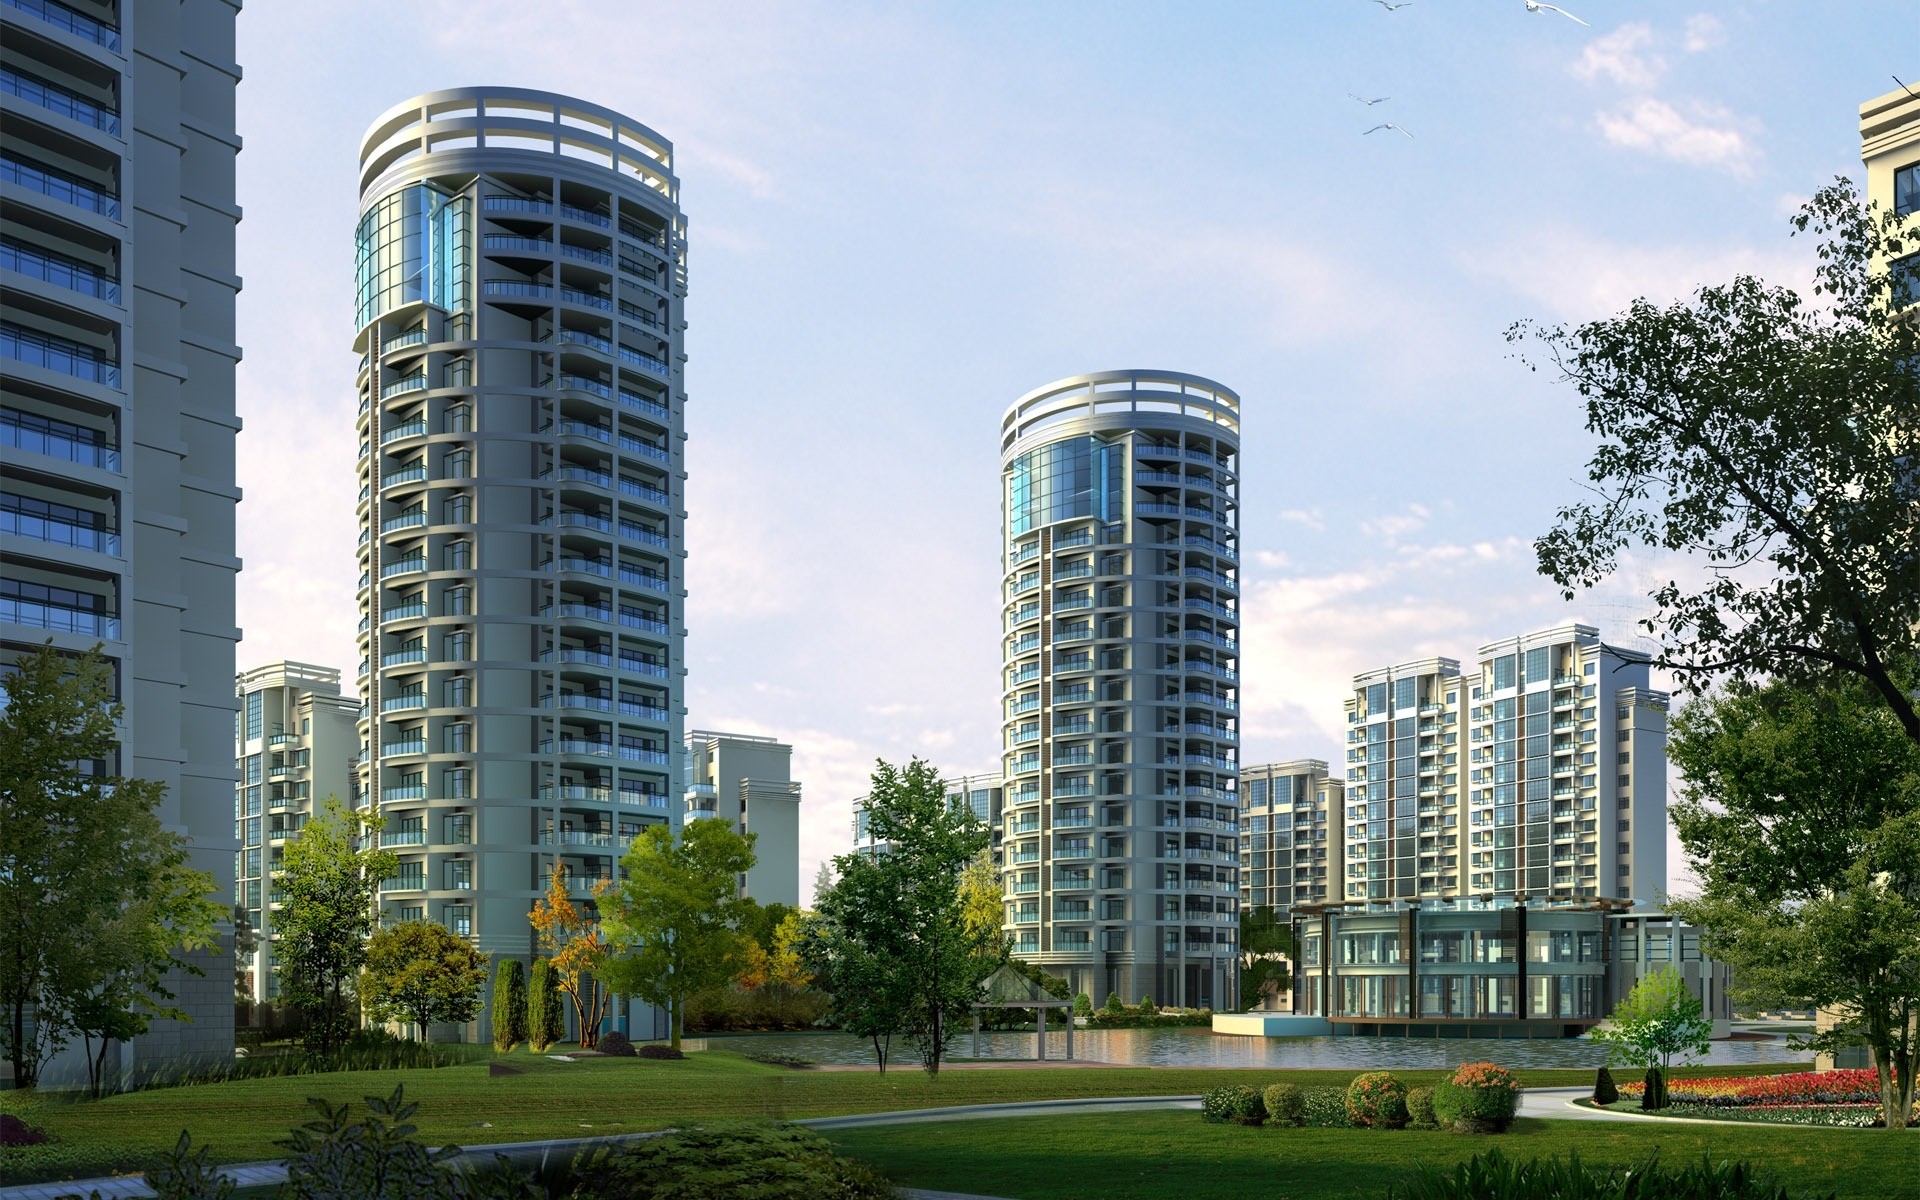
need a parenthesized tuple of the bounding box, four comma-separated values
(230, 1, 1911, 896)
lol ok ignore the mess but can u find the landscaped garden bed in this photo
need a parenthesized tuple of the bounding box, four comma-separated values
(1586, 1068, 1914, 1129)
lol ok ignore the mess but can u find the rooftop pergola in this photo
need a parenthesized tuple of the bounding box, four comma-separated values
(970, 964, 1076, 1061)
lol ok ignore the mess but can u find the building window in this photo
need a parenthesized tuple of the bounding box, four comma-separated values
(444, 586, 471, 616)
(444, 447, 472, 479)
(444, 629, 471, 661)
(444, 722, 471, 753)
(443, 768, 472, 799)
(444, 493, 472, 525)
(444, 675, 472, 707)
(445, 403, 472, 433)
(444, 859, 473, 890)
(1899, 164, 1920, 217)
(443, 813, 473, 844)
(246, 692, 263, 741)
(444, 903, 473, 937)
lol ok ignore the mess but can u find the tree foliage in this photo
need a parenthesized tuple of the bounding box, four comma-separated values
(274, 797, 398, 1059)
(526, 959, 564, 1053)
(1590, 968, 1713, 1108)
(359, 920, 488, 1043)
(1664, 679, 1920, 1129)
(0, 643, 223, 1091)
(528, 864, 613, 1049)
(490, 959, 527, 1053)
(809, 758, 999, 1075)
(958, 855, 1006, 947)
(599, 820, 757, 1050)
(1239, 905, 1296, 1011)
(1509, 178, 1920, 741)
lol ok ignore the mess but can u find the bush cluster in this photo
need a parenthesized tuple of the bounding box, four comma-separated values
(1200, 1085, 1266, 1125)
(1432, 1062, 1520, 1134)
(1346, 1071, 1411, 1130)
(595, 1031, 636, 1057)
(637, 1042, 685, 1060)
(1262, 1083, 1305, 1126)
(1405, 1086, 1437, 1130)
(1389, 1147, 1838, 1200)
(1085, 1002, 1213, 1029)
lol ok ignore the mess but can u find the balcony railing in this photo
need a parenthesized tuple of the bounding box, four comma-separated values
(1, 413, 117, 470)
(3, 0, 121, 50)
(0, 596, 118, 638)
(0, 508, 118, 555)
(0, 155, 118, 219)
(0, 67, 119, 134)
(0, 240, 119, 302)
(1, 323, 117, 386)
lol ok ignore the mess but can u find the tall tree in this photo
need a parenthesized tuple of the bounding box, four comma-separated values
(0, 643, 222, 1090)
(1508, 179, 1920, 741)
(527, 959, 563, 1053)
(528, 863, 614, 1049)
(490, 959, 528, 1053)
(1239, 905, 1296, 1011)
(599, 820, 756, 1050)
(958, 856, 1007, 947)
(1664, 680, 1920, 1129)
(815, 758, 999, 1076)
(232, 905, 260, 1008)
(359, 920, 489, 1043)
(274, 796, 398, 1059)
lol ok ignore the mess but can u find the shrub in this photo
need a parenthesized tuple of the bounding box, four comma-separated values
(1101, 991, 1126, 1014)
(566, 1122, 895, 1199)
(1389, 1147, 1839, 1200)
(637, 1042, 685, 1060)
(0, 1113, 48, 1147)
(596, 1031, 635, 1057)
(1262, 1082, 1305, 1127)
(1072, 992, 1093, 1017)
(1200, 1085, 1243, 1124)
(1298, 1086, 1353, 1128)
(1405, 1086, 1437, 1130)
(1592, 1066, 1618, 1105)
(1138, 995, 1158, 1016)
(1432, 1062, 1520, 1134)
(527, 959, 564, 1053)
(1346, 1071, 1410, 1129)
(1642, 1066, 1669, 1111)
(1227, 1086, 1267, 1126)
(491, 959, 528, 1053)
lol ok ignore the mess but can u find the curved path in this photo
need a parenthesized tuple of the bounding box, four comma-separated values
(0, 1087, 1747, 1200)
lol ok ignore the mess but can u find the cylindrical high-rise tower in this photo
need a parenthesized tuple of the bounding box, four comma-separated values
(353, 89, 686, 1039)
(998, 371, 1241, 1010)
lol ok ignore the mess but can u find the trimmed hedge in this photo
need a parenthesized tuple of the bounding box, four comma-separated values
(1262, 1082, 1305, 1127)
(1406, 1086, 1437, 1130)
(1201, 1085, 1266, 1126)
(1346, 1071, 1410, 1130)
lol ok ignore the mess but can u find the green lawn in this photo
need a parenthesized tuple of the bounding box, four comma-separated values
(0, 1050, 1805, 1187)
(824, 1110, 1920, 1200)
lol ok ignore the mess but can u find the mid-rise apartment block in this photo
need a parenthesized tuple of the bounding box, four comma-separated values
(233, 661, 357, 1006)
(353, 88, 686, 1039)
(850, 771, 1003, 864)
(1341, 657, 1468, 903)
(2, 0, 242, 1081)
(1238, 759, 1342, 915)
(998, 370, 1241, 1010)
(683, 729, 801, 907)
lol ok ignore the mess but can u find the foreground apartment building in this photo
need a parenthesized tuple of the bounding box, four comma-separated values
(1, 0, 241, 1082)
(998, 370, 1242, 1010)
(353, 88, 686, 1039)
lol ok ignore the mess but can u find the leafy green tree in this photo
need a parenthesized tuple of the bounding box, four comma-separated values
(1590, 968, 1713, 1108)
(802, 878, 914, 1072)
(1509, 179, 1920, 742)
(0, 642, 223, 1091)
(599, 820, 757, 1050)
(815, 758, 999, 1076)
(1663, 680, 1920, 1129)
(958, 855, 1006, 947)
(490, 959, 527, 1052)
(232, 906, 260, 1008)
(527, 959, 564, 1053)
(359, 920, 488, 1043)
(1239, 905, 1295, 1011)
(274, 797, 398, 1059)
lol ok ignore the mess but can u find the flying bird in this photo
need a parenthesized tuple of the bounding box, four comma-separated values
(1372, 1, 1413, 10)
(1522, 0, 1589, 26)
(1348, 92, 1391, 106)
(1364, 123, 1415, 139)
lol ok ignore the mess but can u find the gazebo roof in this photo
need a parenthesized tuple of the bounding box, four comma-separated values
(975, 963, 1072, 1008)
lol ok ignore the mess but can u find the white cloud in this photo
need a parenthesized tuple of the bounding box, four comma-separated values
(1360, 503, 1430, 542)
(1681, 14, 1726, 54)
(1274, 507, 1327, 532)
(1572, 23, 1664, 89)
(1250, 549, 1293, 570)
(1595, 98, 1759, 177)
(1460, 225, 1807, 322)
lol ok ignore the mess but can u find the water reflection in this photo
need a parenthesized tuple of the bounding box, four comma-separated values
(707, 1026, 1812, 1070)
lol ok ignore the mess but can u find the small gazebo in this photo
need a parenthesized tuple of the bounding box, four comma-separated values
(970, 963, 1076, 1061)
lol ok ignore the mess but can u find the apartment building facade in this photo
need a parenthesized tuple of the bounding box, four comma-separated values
(352, 88, 686, 1039)
(683, 729, 802, 907)
(233, 661, 357, 1006)
(1238, 759, 1342, 916)
(998, 370, 1241, 1010)
(1, 0, 242, 1081)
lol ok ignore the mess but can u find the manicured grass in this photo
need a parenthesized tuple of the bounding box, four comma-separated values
(0, 1050, 1803, 1186)
(824, 1110, 1920, 1200)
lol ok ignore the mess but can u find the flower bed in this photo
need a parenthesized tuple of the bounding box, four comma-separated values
(1619, 1068, 1879, 1108)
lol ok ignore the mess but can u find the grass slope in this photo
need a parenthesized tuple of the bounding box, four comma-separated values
(824, 1110, 1920, 1200)
(0, 1050, 1801, 1186)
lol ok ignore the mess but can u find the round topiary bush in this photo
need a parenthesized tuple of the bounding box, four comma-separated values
(1592, 1065, 1618, 1105)
(597, 1031, 636, 1057)
(637, 1042, 685, 1060)
(1072, 992, 1093, 1018)
(1227, 1085, 1267, 1126)
(1433, 1062, 1520, 1133)
(1262, 1082, 1305, 1127)
(1405, 1085, 1437, 1130)
(1345, 1071, 1411, 1129)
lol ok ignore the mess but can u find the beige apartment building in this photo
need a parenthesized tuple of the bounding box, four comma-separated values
(1238, 759, 1342, 916)
(683, 729, 802, 907)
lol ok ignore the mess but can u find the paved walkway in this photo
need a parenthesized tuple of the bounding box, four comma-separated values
(0, 1087, 1721, 1200)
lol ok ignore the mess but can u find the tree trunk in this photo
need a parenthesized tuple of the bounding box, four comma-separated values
(669, 988, 682, 1051)
(11, 998, 33, 1091)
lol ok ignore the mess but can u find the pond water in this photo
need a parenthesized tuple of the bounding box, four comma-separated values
(705, 1026, 1813, 1071)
